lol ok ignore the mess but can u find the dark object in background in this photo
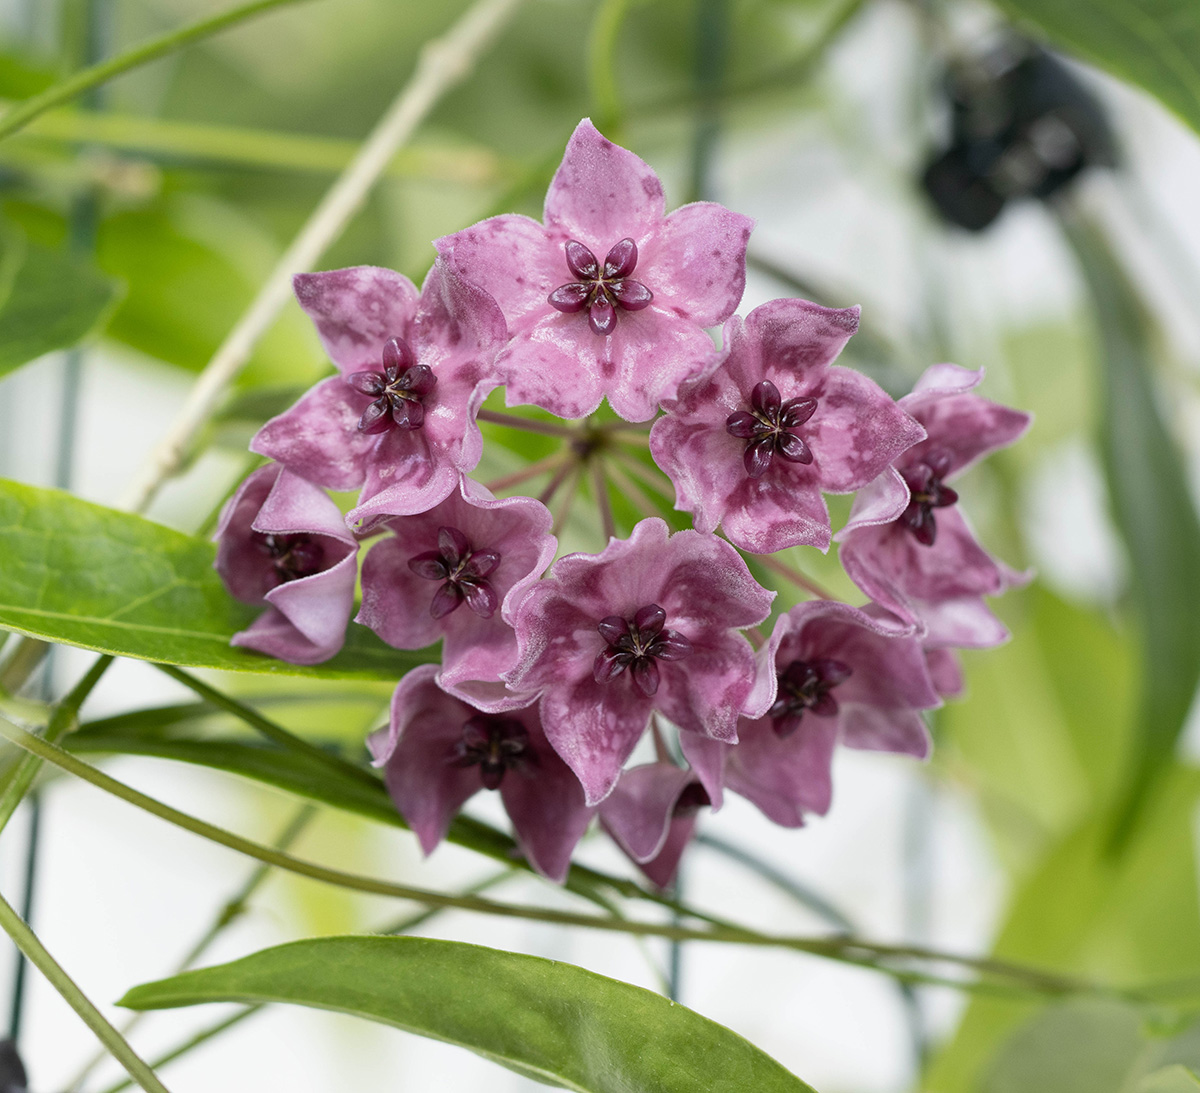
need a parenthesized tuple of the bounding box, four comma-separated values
(0, 1040, 26, 1093)
(922, 40, 1117, 231)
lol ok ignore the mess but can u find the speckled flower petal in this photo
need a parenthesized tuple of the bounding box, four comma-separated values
(293, 266, 420, 374)
(599, 763, 697, 863)
(725, 715, 837, 827)
(543, 119, 665, 243)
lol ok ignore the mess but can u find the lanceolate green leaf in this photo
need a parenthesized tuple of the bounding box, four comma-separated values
(1058, 210, 1200, 842)
(120, 937, 818, 1093)
(992, 0, 1200, 138)
(0, 479, 429, 679)
(0, 231, 121, 378)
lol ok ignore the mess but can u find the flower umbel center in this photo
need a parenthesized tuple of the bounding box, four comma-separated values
(726, 380, 818, 479)
(451, 716, 537, 790)
(347, 334, 437, 433)
(255, 533, 324, 584)
(548, 237, 653, 337)
(899, 448, 958, 546)
(593, 603, 693, 698)
(768, 657, 853, 737)
(408, 525, 501, 620)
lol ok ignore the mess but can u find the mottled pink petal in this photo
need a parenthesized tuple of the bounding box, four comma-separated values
(642, 202, 753, 325)
(432, 214, 556, 321)
(600, 763, 696, 862)
(656, 632, 756, 743)
(840, 706, 931, 758)
(250, 377, 374, 492)
(293, 266, 420, 374)
(925, 647, 965, 697)
(638, 811, 701, 889)
(678, 731, 727, 810)
(920, 596, 1010, 648)
(543, 119, 665, 243)
(726, 716, 837, 827)
(720, 469, 833, 554)
(836, 467, 910, 540)
(497, 321, 607, 420)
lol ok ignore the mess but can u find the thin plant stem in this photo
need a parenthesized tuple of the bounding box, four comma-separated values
(756, 552, 834, 600)
(152, 664, 374, 783)
(477, 409, 578, 437)
(11, 108, 510, 184)
(484, 451, 570, 493)
(65, 805, 316, 1093)
(552, 467, 583, 534)
(119, 0, 523, 515)
(0, 888, 171, 1092)
(601, 458, 659, 521)
(0, 655, 112, 837)
(592, 460, 616, 540)
(586, 0, 635, 134)
(94, 1007, 261, 1093)
(8, 794, 38, 1043)
(0, 718, 1111, 999)
(538, 459, 577, 506)
(0, 0, 321, 142)
(609, 447, 674, 498)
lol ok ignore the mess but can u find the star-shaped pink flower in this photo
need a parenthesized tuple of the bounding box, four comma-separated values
(505, 518, 774, 805)
(435, 119, 752, 421)
(725, 601, 940, 826)
(369, 665, 594, 883)
(214, 464, 358, 665)
(356, 475, 556, 712)
(837, 364, 1032, 646)
(251, 261, 505, 527)
(649, 298, 926, 553)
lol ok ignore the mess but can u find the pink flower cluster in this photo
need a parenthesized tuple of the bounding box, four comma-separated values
(214, 120, 1030, 885)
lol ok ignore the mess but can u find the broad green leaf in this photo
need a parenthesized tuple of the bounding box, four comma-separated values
(0, 229, 121, 378)
(1141, 1067, 1200, 1093)
(993, 0, 1200, 138)
(1058, 210, 1200, 840)
(120, 936, 818, 1093)
(0, 479, 429, 679)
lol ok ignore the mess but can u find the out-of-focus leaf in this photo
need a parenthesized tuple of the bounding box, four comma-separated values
(0, 479, 427, 679)
(120, 937, 818, 1093)
(0, 228, 121, 378)
(1141, 1067, 1200, 1093)
(993, 0, 1200, 138)
(1058, 209, 1200, 841)
(981, 999, 1144, 1093)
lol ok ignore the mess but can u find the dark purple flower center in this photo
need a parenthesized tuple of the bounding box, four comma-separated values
(547, 238, 653, 337)
(725, 380, 818, 479)
(593, 603, 693, 698)
(899, 448, 958, 547)
(346, 335, 437, 434)
(255, 532, 324, 584)
(768, 657, 853, 738)
(451, 715, 538, 790)
(408, 525, 501, 620)
(672, 781, 712, 819)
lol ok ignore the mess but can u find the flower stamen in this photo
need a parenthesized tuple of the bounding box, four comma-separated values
(451, 716, 538, 789)
(347, 335, 437, 433)
(768, 657, 852, 737)
(408, 525, 501, 619)
(548, 238, 653, 336)
(593, 603, 693, 698)
(899, 448, 958, 546)
(726, 380, 818, 478)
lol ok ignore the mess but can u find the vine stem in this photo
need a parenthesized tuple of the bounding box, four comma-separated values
(120, 0, 523, 516)
(0, 888, 171, 1092)
(0, 718, 1108, 999)
(484, 451, 570, 493)
(477, 409, 579, 438)
(0, 0, 321, 142)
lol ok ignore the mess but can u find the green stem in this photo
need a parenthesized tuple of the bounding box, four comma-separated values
(0, 0, 321, 143)
(477, 409, 579, 437)
(95, 1006, 262, 1093)
(0, 718, 1106, 999)
(0, 887, 170, 1092)
(755, 552, 834, 600)
(592, 460, 617, 540)
(152, 664, 374, 784)
(587, 0, 635, 134)
(484, 452, 571, 493)
(0, 654, 112, 837)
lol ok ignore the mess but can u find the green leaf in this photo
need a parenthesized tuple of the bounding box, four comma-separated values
(1141, 1067, 1200, 1093)
(1058, 210, 1200, 841)
(992, 0, 1200, 137)
(0, 229, 122, 378)
(0, 478, 429, 679)
(120, 936, 817, 1093)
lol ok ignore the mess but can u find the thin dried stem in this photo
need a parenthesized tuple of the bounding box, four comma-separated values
(478, 409, 579, 437)
(538, 458, 578, 506)
(484, 451, 570, 493)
